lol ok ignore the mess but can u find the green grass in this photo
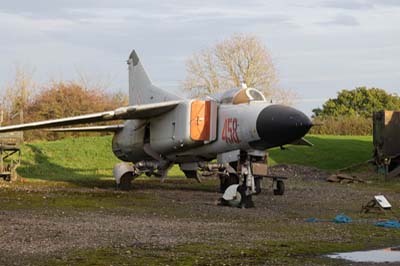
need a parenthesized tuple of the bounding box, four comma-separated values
(43, 242, 343, 266)
(269, 135, 373, 171)
(18, 135, 185, 184)
(42, 226, 400, 266)
(17, 134, 373, 184)
(19, 136, 119, 181)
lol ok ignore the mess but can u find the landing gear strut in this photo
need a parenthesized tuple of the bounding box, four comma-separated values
(216, 152, 264, 208)
(214, 150, 286, 208)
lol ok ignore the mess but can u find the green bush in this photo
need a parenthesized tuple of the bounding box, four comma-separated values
(310, 115, 372, 135)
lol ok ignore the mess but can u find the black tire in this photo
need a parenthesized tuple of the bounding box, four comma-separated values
(237, 185, 254, 208)
(273, 180, 285, 196)
(219, 174, 239, 193)
(119, 172, 134, 191)
(183, 170, 197, 179)
(219, 185, 255, 208)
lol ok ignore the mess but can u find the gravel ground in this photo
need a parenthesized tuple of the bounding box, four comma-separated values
(0, 164, 399, 266)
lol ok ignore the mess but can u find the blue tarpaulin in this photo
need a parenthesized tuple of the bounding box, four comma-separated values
(333, 214, 352, 223)
(306, 215, 400, 229)
(375, 220, 400, 228)
(305, 218, 320, 223)
(306, 214, 352, 223)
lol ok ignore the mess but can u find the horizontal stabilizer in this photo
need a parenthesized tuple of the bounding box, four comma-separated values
(0, 100, 180, 133)
(291, 138, 313, 147)
(46, 125, 124, 132)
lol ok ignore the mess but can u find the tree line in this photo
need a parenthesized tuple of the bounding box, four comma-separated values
(310, 87, 400, 135)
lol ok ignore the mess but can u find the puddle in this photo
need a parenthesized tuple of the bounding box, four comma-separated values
(327, 247, 400, 263)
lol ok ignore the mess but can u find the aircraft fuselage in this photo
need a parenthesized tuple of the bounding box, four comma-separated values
(111, 100, 312, 164)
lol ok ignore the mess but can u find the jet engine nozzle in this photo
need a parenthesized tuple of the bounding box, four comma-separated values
(251, 105, 312, 149)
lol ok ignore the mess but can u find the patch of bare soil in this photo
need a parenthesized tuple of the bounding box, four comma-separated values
(0, 210, 234, 264)
(269, 164, 330, 181)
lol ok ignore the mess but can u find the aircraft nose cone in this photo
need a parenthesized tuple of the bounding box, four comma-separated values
(255, 105, 312, 148)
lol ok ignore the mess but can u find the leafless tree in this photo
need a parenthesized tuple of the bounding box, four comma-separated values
(184, 33, 291, 103)
(1, 65, 36, 125)
(269, 88, 298, 106)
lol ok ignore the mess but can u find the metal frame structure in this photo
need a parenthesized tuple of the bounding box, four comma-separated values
(0, 132, 22, 181)
(373, 110, 400, 179)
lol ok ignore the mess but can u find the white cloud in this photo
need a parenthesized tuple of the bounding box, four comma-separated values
(318, 14, 359, 26)
(322, 0, 374, 10)
(0, 11, 77, 33)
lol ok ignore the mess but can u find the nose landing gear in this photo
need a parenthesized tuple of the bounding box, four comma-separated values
(215, 151, 286, 208)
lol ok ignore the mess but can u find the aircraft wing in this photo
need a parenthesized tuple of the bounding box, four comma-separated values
(0, 100, 180, 133)
(46, 125, 124, 132)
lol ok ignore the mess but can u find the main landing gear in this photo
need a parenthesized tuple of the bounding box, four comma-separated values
(112, 152, 286, 209)
(113, 160, 170, 190)
(215, 151, 286, 208)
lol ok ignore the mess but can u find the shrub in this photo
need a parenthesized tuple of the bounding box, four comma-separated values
(310, 115, 372, 135)
(24, 81, 127, 140)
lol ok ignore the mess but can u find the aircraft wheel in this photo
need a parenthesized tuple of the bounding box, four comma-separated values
(229, 186, 243, 208)
(273, 180, 285, 196)
(237, 185, 254, 208)
(119, 172, 134, 191)
(254, 177, 262, 195)
(183, 170, 201, 182)
(221, 185, 254, 208)
(219, 174, 239, 193)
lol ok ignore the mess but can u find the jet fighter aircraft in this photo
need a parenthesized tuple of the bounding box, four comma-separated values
(0, 50, 313, 207)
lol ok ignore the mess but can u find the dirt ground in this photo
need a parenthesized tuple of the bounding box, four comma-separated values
(0, 164, 399, 266)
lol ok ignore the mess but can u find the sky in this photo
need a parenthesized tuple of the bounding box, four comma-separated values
(0, 0, 399, 115)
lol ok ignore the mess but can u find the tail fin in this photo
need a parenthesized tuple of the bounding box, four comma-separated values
(128, 50, 182, 105)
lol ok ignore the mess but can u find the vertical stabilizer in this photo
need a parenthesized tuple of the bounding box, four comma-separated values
(128, 50, 181, 105)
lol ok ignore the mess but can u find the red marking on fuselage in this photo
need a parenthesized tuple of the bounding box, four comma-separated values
(222, 118, 240, 144)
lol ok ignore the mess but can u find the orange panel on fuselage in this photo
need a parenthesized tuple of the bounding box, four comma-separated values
(190, 101, 211, 141)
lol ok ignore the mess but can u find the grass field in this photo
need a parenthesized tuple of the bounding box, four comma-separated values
(19, 136, 120, 182)
(18, 134, 373, 183)
(269, 135, 373, 170)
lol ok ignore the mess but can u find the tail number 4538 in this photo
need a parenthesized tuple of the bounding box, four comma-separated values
(222, 118, 240, 144)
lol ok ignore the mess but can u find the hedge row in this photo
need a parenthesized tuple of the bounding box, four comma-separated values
(310, 115, 372, 136)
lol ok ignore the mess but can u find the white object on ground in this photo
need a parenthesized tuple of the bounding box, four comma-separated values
(375, 195, 392, 209)
(222, 184, 240, 201)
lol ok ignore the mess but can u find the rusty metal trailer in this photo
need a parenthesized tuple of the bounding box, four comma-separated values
(0, 132, 22, 181)
(373, 110, 400, 178)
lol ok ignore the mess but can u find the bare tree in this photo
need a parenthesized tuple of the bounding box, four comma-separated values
(184, 33, 280, 100)
(269, 88, 298, 106)
(1, 65, 36, 125)
(74, 68, 113, 92)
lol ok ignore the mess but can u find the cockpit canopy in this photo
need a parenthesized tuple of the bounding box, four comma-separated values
(215, 88, 266, 104)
